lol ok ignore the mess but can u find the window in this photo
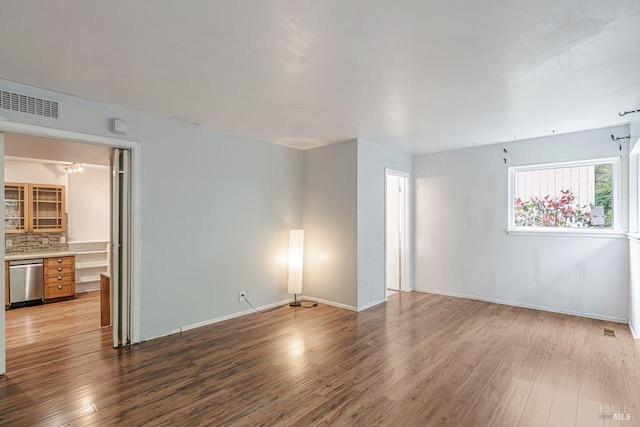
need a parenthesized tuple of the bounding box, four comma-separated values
(508, 158, 618, 232)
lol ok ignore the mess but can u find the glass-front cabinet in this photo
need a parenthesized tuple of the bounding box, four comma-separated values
(5, 182, 28, 233)
(4, 183, 65, 233)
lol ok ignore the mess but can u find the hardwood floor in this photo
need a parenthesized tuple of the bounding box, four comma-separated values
(1, 292, 639, 426)
(5, 291, 102, 350)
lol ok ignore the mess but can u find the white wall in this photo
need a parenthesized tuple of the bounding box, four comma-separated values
(302, 140, 358, 309)
(0, 80, 141, 143)
(413, 126, 630, 322)
(301, 139, 413, 311)
(4, 160, 68, 186)
(357, 140, 412, 310)
(138, 116, 303, 339)
(0, 79, 304, 360)
(67, 165, 110, 242)
(301, 139, 412, 311)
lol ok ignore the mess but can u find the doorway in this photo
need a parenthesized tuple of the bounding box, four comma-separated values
(0, 128, 137, 375)
(385, 169, 409, 298)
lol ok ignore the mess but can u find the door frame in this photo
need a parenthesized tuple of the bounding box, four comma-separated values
(0, 121, 141, 374)
(384, 168, 411, 301)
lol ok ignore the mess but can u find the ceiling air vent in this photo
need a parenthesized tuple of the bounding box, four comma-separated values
(0, 90, 59, 119)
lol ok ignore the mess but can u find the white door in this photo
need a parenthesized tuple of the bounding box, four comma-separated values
(112, 148, 132, 347)
(0, 132, 5, 374)
(385, 170, 409, 294)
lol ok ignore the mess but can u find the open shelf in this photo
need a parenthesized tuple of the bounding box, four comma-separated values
(76, 262, 109, 270)
(76, 275, 101, 284)
(69, 241, 110, 289)
(76, 249, 108, 255)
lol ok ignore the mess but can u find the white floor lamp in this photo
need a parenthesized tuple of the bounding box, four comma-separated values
(288, 229, 304, 307)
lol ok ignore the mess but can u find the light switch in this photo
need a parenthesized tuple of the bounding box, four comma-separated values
(43, 238, 49, 245)
(6, 240, 12, 248)
(60, 236, 66, 243)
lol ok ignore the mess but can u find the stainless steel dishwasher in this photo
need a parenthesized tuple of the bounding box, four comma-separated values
(9, 258, 44, 306)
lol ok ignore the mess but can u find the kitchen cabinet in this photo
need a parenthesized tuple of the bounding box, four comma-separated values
(5, 183, 28, 233)
(31, 184, 66, 232)
(4, 183, 66, 233)
(44, 256, 75, 301)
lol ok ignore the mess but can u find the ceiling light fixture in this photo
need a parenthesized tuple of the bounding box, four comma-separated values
(65, 163, 84, 173)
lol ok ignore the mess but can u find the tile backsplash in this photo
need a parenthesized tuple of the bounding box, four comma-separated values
(5, 232, 69, 255)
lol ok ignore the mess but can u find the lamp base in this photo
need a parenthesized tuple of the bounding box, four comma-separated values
(290, 294, 301, 307)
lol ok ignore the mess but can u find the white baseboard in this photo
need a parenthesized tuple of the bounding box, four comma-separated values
(179, 298, 294, 333)
(414, 287, 628, 324)
(75, 286, 100, 293)
(141, 298, 295, 342)
(630, 321, 639, 339)
(142, 295, 359, 343)
(357, 299, 385, 312)
(303, 295, 357, 311)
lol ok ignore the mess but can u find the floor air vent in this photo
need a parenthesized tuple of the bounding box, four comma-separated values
(0, 90, 59, 119)
(603, 328, 616, 338)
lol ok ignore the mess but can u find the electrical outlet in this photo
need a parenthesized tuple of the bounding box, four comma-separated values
(60, 236, 66, 244)
(5, 240, 12, 248)
(239, 291, 246, 302)
(42, 238, 49, 245)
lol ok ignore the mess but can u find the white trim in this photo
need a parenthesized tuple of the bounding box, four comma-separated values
(508, 157, 621, 172)
(385, 168, 410, 178)
(632, 138, 640, 156)
(629, 322, 639, 340)
(413, 287, 628, 324)
(0, 120, 137, 148)
(179, 298, 295, 333)
(628, 233, 640, 243)
(507, 157, 621, 234)
(358, 299, 385, 312)
(75, 287, 100, 293)
(147, 295, 362, 341)
(507, 229, 627, 239)
(302, 295, 358, 311)
(628, 154, 638, 234)
(4, 156, 110, 169)
(0, 120, 142, 346)
(0, 134, 5, 375)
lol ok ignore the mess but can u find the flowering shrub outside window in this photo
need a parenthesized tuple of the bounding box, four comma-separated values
(515, 190, 591, 227)
(511, 160, 615, 230)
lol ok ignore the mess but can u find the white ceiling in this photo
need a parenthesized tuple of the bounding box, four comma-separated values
(0, 1, 638, 154)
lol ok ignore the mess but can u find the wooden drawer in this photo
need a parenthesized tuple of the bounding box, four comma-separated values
(45, 284, 74, 299)
(45, 274, 74, 287)
(45, 264, 75, 276)
(44, 256, 74, 268)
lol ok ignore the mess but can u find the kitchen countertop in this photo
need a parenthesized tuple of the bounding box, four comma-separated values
(5, 251, 77, 261)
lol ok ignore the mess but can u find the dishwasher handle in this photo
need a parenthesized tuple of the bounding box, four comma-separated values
(9, 258, 44, 266)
